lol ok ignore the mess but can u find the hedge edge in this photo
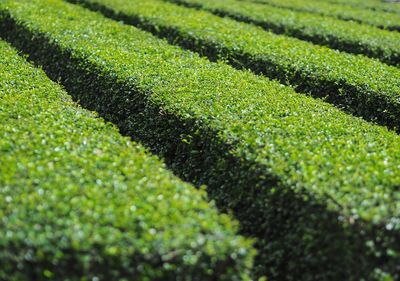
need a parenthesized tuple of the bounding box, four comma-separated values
(1, 1, 399, 280)
(71, 0, 400, 131)
(0, 38, 254, 281)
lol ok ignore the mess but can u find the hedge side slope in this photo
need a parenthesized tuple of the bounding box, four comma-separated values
(70, 0, 400, 130)
(0, 0, 399, 280)
(0, 38, 254, 281)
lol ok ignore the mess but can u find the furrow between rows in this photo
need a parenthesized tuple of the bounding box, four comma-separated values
(320, 0, 400, 14)
(1, 0, 399, 280)
(0, 39, 254, 281)
(246, 0, 400, 31)
(167, 0, 400, 66)
(72, 0, 400, 131)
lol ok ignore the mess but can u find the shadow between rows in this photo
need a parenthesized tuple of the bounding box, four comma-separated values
(70, 0, 400, 132)
(0, 11, 398, 281)
(167, 0, 400, 62)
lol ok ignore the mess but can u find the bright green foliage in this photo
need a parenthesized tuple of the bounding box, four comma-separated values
(0, 39, 254, 281)
(0, 0, 399, 280)
(319, 0, 400, 14)
(247, 0, 400, 31)
(72, 0, 400, 130)
(167, 0, 400, 66)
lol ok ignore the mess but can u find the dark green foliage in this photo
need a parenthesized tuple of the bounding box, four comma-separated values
(321, 0, 400, 14)
(249, 0, 400, 31)
(71, 0, 400, 130)
(0, 1, 399, 280)
(0, 39, 254, 281)
(167, 0, 400, 66)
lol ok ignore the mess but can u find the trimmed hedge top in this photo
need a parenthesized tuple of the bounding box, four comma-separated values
(1, 0, 399, 279)
(71, 0, 400, 129)
(322, 0, 400, 14)
(0, 39, 254, 281)
(167, 0, 400, 66)
(249, 0, 400, 30)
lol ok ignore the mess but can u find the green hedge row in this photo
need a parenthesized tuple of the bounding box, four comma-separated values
(70, 0, 400, 130)
(168, 0, 400, 66)
(248, 0, 400, 31)
(322, 0, 400, 14)
(1, 0, 399, 280)
(0, 38, 254, 281)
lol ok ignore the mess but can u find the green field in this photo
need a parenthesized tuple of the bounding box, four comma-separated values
(0, 0, 399, 280)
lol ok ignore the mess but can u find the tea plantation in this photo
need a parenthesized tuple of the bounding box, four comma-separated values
(0, 0, 399, 280)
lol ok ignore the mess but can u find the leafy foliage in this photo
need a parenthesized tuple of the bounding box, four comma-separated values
(0, 39, 254, 281)
(0, 0, 399, 280)
(168, 0, 400, 66)
(249, 0, 400, 30)
(73, 0, 400, 130)
(319, 0, 400, 15)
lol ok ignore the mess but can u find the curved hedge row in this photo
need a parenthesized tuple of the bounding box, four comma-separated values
(1, 0, 399, 280)
(322, 0, 400, 14)
(0, 39, 254, 281)
(71, 0, 400, 130)
(167, 0, 400, 66)
(249, 0, 400, 31)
